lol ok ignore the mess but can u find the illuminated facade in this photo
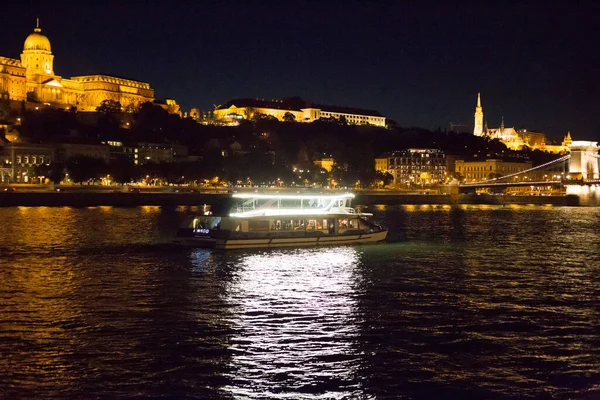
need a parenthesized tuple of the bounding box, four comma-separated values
(214, 98, 386, 127)
(0, 142, 54, 183)
(0, 141, 115, 183)
(545, 131, 572, 154)
(455, 159, 532, 182)
(378, 149, 446, 185)
(0, 20, 154, 111)
(313, 158, 335, 172)
(374, 156, 389, 173)
(0, 57, 27, 101)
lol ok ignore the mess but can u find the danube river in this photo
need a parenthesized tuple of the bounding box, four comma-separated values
(0, 205, 598, 399)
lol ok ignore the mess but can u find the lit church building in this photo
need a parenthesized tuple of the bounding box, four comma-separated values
(0, 20, 154, 111)
(472, 93, 570, 154)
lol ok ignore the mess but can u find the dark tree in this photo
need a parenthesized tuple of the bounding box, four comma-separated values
(282, 112, 296, 122)
(66, 156, 107, 184)
(96, 99, 122, 115)
(375, 171, 394, 187)
(108, 157, 141, 184)
(34, 163, 66, 184)
(95, 100, 123, 137)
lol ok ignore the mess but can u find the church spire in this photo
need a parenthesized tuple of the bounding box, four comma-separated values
(500, 115, 505, 132)
(34, 17, 41, 33)
(473, 92, 484, 136)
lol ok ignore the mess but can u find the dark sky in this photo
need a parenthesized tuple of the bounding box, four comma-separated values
(2, 1, 599, 141)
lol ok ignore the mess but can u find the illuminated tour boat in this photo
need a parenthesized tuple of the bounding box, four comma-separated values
(176, 192, 388, 249)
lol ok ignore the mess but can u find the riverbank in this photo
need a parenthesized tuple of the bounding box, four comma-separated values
(0, 190, 581, 207)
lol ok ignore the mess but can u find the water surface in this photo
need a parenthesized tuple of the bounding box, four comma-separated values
(0, 205, 598, 398)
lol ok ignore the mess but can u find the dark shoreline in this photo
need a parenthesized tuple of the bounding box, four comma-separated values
(0, 191, 581, 208)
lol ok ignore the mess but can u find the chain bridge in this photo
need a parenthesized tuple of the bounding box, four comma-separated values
(459, 141, 600, 203)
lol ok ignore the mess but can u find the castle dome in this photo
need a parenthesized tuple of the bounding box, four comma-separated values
(23, 23, 51, 52)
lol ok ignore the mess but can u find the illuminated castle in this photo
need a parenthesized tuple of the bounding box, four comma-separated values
(0, 19, 154, 111)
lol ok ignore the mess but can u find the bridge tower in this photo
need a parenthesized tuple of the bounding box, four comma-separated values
(568, 141, 600, 179)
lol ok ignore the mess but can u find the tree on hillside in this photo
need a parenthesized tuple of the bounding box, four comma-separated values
(96, 99, 122, 136)
(243, 107, 256, 120)
(296, 144, 311, 168)
(20, 107, 76, 141)
(131, 102, 170, 142)
(124, 102, 140, 114)
(96, 99, 122, 115)
(27, 91, 40, 103)
(0, 98, 11, 122)
(283, 112, 296, 122)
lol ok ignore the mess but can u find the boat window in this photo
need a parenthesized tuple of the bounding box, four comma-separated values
(249, 220, 270, 231)
(293, 219, 305, 231)
(193, 216, 221, 231)
(307, 219, 316, 230)
(270, 219, 305, 231)
(349, 219, 360, 229)
(338, 218, 349, 229)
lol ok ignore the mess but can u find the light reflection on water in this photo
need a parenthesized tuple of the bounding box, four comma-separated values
(220, 248, 362, 398)
(0, 205, 599, 398)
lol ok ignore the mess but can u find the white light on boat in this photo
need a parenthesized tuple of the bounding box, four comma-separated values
(232, 193, 355, 200)
(230, 209, 332, 217)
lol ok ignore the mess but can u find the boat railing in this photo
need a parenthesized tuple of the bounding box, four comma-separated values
(329, 207, 356, 214)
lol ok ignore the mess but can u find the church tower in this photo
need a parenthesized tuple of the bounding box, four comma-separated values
(563, 131, 573, 147)
(21, 18, 54, 78)
(473, 93, 483, 136)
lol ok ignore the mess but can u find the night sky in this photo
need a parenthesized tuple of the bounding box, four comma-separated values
(2, 1, 599, 141)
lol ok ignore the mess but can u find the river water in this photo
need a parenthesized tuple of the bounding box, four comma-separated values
(0, 205, 598, 399)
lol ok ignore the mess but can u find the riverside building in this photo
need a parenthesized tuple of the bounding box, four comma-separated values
(376, 149, 447, 186)
(454, 159, 532, 182)
(0, 20, 154, 111)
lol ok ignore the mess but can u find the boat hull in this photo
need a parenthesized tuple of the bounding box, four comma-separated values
(173, 236, 216, 247)
(215, 229, 388, 249)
